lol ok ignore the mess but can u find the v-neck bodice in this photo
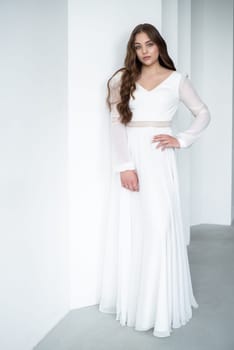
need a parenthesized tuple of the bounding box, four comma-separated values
(135, 71, 176, 92)
(128, 70, 182, 122)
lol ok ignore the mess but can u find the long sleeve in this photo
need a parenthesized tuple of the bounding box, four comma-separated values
(109, 72, 136, 172)
(175, 74, 211, 148)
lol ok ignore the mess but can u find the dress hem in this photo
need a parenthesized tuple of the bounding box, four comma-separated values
(98, 303, 198, 338)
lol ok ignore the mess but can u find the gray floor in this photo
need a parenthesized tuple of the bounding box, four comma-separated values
(34, 224, 234, 350)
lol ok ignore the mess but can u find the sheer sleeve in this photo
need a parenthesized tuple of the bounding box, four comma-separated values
(109, 72, 136, 172)
(175, 74, 211, 148)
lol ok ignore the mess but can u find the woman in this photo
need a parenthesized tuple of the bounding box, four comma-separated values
(99, 23, 210, 337)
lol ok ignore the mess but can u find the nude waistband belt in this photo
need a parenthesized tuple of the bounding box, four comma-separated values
(126, 120, 171, 127)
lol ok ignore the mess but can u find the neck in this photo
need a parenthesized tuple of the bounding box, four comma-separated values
(140, 61, 163, 76)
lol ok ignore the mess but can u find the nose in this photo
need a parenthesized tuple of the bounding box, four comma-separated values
(142, 46, 148, 54)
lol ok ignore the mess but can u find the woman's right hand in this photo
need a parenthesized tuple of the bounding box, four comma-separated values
(120, 170, 139, 191)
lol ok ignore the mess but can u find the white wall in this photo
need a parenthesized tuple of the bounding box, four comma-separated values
(163, 0, 234, 226)
(191, 0, 233, 225)
(68, 0, 162, 309)
(163, 0, 234, 227)
(0, 1, 69, 349)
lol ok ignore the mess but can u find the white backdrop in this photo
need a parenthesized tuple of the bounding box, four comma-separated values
(190, 0, 233, 224)
(0, 1, 69, 350)
(1, 1, 233, 349)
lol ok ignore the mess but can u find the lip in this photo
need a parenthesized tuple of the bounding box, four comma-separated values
(143, 56, 151, 60)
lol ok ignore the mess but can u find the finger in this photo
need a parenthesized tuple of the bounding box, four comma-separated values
(157, 143, 170, 150)
(129, 180, 137, 191)
(153, 138, 170, 144)
(156, 142, 167, 149)
(123, 182, 134, 191)
(133, 184, 139, 191)
(152, 137, 162, 142)
(152, 134, 168, 140)
(160, 144, 166, 151)
(153, 139, 171, 145)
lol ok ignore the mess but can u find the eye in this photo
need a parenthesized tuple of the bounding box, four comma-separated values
(134, 42, 154, 50)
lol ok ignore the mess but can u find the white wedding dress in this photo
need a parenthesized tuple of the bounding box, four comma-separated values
(99, 70, 210, 337)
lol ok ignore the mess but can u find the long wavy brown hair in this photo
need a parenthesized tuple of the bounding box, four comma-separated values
(106, 23, 176, 125)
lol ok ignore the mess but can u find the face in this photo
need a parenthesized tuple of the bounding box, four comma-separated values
(133, 31, 159, 66)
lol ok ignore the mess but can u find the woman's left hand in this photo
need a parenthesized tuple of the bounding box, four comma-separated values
(152, 134, 180, 150)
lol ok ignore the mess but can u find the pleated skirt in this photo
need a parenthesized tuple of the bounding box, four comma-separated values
(99, 125, 198, 337)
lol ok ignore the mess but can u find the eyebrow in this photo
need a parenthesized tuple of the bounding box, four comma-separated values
(134, 40, 153, 44)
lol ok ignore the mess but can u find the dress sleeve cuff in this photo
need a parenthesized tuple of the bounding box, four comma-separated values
(175, 135, 188, 149)
(112, 162, 136, 173)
